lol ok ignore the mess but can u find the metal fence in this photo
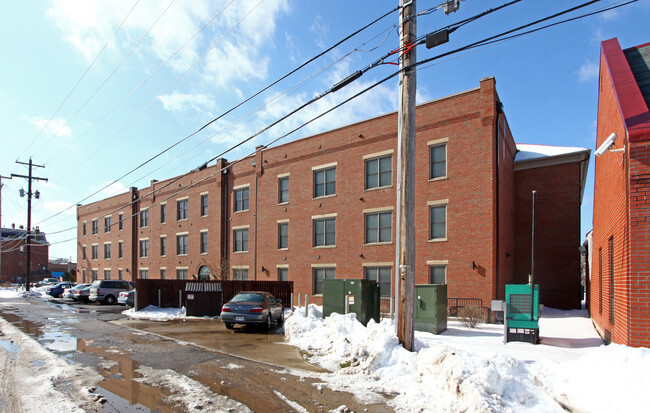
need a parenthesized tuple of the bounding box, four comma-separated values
(135, 279, 293, 311)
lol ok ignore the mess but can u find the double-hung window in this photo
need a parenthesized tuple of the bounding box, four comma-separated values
(139, 239, 149, 258)
(364, 266, 391, 297)
(160, 204, 167, 224)
(429, 265, 446, 284)
(429, 141, 447, 180)
(313, 216, 335, 247)
(201, 194, 208, 217)
(91, 220, 98, 235)
(200, 231, 208, 254)
(160, 236, 167, 256)
(177, 199, 188, 221)
(313, 267, 335, 295)
(233, 228, 249, 252)
(365, 154, 392, 189)
(429, 202, 447, 241)
(176, 234, 188, 255)
(365, 210, 392, 244)
(104, 216, 112, 233)
(234, 187, 249, 212)
(278, 222, 288, 249)
(314, 166, 336, 197)
(140, 209, 149, 228)
(104, 243, 111, 259)
(278, 176, 289, 203)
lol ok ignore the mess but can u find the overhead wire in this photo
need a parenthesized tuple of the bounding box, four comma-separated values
(40, 0, 634, 249)
(18, 0, 142, 159)
(35, 5, 399, 227)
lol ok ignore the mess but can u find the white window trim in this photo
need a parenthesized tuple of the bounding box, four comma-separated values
(232, 225, 250, 230)
(233, 183, 250, 190)
(428, 138, 449, 182)
(231, 265, 249, 270)
(428, 201, 448, 242)
(427, 137, 449, 146)
(176, 196, 189, 201)
(427, 260, 449, 265)
(277, 172, 290, 178)
(310, 263, 336, 268)
(175, 232, 189, 236)
(362, 262, 393, 267)
(277, 218, 290, 223)
(362, 206, 394, 214)
(311, 161, 337, 170)
(311, 212, 337, 220)
(200, 191, 209, 196)
(427, 199, 449, 206)
(276, 264, 289, 269)
(362, 149, 394, 160)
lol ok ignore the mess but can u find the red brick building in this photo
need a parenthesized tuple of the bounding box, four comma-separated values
(77, 77, 588, 311)
(0, 227, 50, 283)
(590, 38, 650, 347)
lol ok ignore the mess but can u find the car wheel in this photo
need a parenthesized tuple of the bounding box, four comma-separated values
(56, 292, 62, 298)
(105, 295, 116, 305)
(225, 323, 234, 329)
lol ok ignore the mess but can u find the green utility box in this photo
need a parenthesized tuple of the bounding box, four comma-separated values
(505, 284, 540, 344)
(322, 279, 380, 326)
(414, 284, 448, 334)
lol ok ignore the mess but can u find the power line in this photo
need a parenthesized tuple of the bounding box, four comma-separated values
(18, 0, 142, 159)
(35, 5, 399, 227)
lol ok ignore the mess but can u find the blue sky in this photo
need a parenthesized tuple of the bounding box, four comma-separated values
(1, 0, 648, 260)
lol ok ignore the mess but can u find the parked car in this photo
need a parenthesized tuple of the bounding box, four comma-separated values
(73, 285, 91, 303)
(220, 291, 284, 329)
(41, 278, 59, 285)
(89, 280, 133, 305)
(118, 290, 135, 307)
(46, 282, 76, 298)
(64, 284, 90, 300)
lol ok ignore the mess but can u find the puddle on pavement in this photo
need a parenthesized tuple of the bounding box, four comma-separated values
(0, 339, 21, 359)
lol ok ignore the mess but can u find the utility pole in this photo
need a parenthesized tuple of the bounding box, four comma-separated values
(395, 0, 417, 351)
(0, 175, 12, 284)
(12, 158, 48, 291)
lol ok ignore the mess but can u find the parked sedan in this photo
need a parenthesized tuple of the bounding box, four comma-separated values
(64, 284, 90, 300)
(73, 285, 92, 303)
(46, 282, 76, 298)
(220, 291, 284, 329)
(118, 290, 135, 307)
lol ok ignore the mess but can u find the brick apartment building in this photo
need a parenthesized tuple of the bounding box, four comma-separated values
(77, 77, 589, 310)
(590, 38, 650, 347)
(0, 227, 49, 283)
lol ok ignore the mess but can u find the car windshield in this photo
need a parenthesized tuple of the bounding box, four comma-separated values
(230, 293, 264, 303)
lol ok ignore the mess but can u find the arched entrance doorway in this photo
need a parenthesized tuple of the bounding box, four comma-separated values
(198, 265, 211, 280)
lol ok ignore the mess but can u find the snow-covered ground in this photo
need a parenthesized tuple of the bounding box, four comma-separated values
(3, 285, 650, 412)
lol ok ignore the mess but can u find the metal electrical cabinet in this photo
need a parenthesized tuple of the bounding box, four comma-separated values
(414, 284, 448, 334)
(322, 279, 380, 326)
(505, 284, 540, 344)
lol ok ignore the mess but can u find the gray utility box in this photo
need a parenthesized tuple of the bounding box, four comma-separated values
(414, 284, 448, 334)
(185, 282, 222, 317)
(322, 278, 380, 326)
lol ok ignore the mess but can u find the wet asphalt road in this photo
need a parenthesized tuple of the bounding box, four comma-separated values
(0, 296, 394, 412)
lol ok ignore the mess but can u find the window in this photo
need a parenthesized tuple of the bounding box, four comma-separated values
(177, 269, 188, 280)
(118, 269, 123, 280)
(104, 216, 112, 233)
(92, 270, 98, 281)
(599, 248, 603, 314)
(82, 269, 86, 283)
(429, 143, 447, 179)
(609, 237, 614, 324)
(92, 219, 98, 235)
(200, 231, 208, 254)
(82, 246, 87, 260)
(104, 269, 111, 280)
(118, 241, 123, 259)
(160, 204, 167, 224)
(82, 222, 86, 236)
(177, 199, 188, 220)
(313, 217, 335, 247)
(429, 265, 446, 284)
(160, 269, 166, 280)
(314, 166, 336, 197)
(365, 211, 392, 244)
(364, 266, 391, 297)
(139, 239, 149, 258)
(201, 194, 208, 216)
(104, 243, 112, 259)
(278, 222, 288, 249)
(160, 236, 167, 256)
(234, 228, 249, 252)
(278, 267, 288, 281)
(198, 266, 210, 280)
(140, 209, 149, 228)
(118, 213, 124, 230)
(234, 187, 249, 212)
(278, 176, 289, 203)
(177, 234, 188, 255)
(429, 204, 447, 240)
(233, 268, 248, 280)
(313, 267, 335, 295)
(365, 155, 392, 189)
(139, 269, 148, 279)
(91, 245, 98, 260)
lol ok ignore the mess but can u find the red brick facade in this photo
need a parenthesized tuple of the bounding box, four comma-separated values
(77, 77, 587, 311)
(591, 38, 650, 347)
(0, 229, 49, 283)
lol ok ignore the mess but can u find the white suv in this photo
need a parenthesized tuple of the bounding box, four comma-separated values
(89, 280, 133, 305)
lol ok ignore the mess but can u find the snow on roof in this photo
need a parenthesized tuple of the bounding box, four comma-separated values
(515, 144, 589, 162)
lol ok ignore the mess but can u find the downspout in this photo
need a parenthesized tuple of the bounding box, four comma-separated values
(222, 167, 229, 279)
(254, 162, 258, 281)
(495, 101, 502, 301)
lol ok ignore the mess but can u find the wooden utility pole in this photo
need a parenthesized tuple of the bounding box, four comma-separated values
(0, 175, 11, 284)
(12, 159, 48, 291)
(396, 0, 417, 351)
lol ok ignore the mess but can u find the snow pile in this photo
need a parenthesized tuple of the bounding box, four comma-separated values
(122, 305, 186, 321)
(284, 305, 650, 412)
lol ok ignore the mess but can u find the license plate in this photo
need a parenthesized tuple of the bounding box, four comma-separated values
(235, 316, 245, 322)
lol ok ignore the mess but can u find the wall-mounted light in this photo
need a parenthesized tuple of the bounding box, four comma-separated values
(472, 261, 476, 270)
(261, 266, 266, 272)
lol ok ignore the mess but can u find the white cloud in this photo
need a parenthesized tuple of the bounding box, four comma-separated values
(97, 181, 128, 198)
(310, 15, 329, 49)
(578, 60, 599, 83)
(27, 116, 73, 138)
(42, 200, 75, 214)
(158, 92, 214, 114)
